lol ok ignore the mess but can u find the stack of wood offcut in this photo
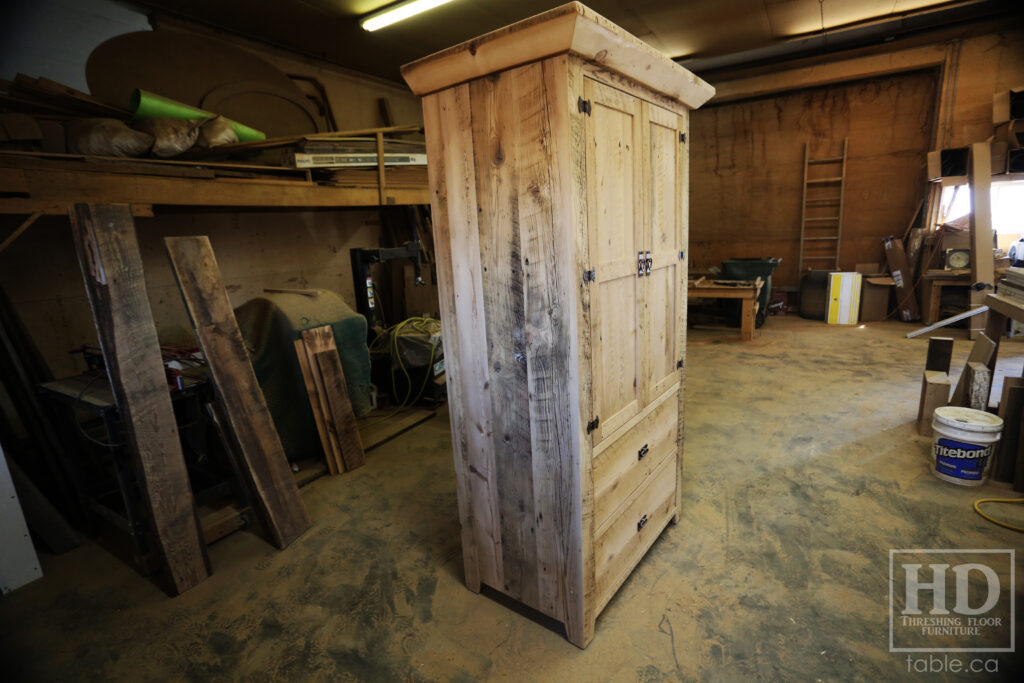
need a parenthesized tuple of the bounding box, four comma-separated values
(293, 326, 366, 476)
(996, 267, 1024, 303)
(916, 334, 1024, 490)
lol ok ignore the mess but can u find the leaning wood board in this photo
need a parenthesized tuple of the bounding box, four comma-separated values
(164, 236, 310, 549)
(403, 3, 713, 648)
(293, 338, 340, 475)
(296, 326, 365, 472)
(69, 203, 209, 594)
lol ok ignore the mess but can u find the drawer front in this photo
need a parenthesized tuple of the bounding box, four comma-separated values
(593, 456, 676, 612)
(592, 389, 678, 531)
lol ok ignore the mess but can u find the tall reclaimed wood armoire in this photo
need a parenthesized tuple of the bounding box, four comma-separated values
(402, 2, 714, 647)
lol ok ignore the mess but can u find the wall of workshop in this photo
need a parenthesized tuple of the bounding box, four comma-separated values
(690, 69, 938, 288)
(0, 209, 381, 378)
(690, 28, 1024, 290)
(943, 30, 1024, 149)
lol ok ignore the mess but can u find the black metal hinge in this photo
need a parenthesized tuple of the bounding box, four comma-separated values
(679, 250, 685, 260)
(677, 359, 684, 369)
(586, 416, 600, 433)
(679, 132, 686, 143)
(583, 268, 596, 283)
(578, 97, 592, 115)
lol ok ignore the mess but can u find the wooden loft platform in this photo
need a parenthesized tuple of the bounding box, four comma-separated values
(0, 149, 429, 215)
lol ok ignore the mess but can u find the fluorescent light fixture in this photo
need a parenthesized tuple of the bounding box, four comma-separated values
(361, 0, 456, 32)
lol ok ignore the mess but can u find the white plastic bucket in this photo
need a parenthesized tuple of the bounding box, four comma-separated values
(931, 406, 1003, 486)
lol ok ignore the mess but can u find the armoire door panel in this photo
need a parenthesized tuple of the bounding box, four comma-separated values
(644, 262, 680, 401)
(593, 275, 639, 437)
(585, 77, 642, 442)
(642, 102, 685, 404)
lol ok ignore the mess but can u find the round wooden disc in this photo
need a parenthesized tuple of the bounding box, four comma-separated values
(200, 82, 321, 138)
(86, 30, 304, 113)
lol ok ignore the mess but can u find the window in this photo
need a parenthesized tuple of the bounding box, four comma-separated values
(938, 180, 1024, 235)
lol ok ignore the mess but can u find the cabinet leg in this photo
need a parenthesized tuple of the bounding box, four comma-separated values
(741, 298, 754, 341)
(565, 612, 596, 649)
(461, 550, 482, 593)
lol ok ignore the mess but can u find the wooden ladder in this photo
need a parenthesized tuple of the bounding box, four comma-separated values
(798, 138, 848, 273)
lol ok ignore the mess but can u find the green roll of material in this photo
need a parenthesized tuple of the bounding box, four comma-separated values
(131, 89, 265, 142)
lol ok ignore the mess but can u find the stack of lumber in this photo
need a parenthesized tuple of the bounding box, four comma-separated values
(316, 165, 428, 188)
(996, 267, 1024, 303)
(916, 334, 995, 436)
(189, 124, 422, 159)
(0, 74, 130, 120)
(294, 326, 366, 475)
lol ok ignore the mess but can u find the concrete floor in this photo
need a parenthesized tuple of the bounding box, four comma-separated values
(2, 316, 1022, 681)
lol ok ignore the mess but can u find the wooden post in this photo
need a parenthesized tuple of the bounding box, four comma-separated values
(950, 333, 996, 406)
(164, 236, 310, 549)
(924, 337, 954, 373)
(993, 378, 1024, 482)
(69, 204, 209, 594)
(740, 298, 754, 341)
(964, 362, 991, 411)
(917, 371, 950, 437)
(376, 131, 387, 205)
(968, 142, 994, 340)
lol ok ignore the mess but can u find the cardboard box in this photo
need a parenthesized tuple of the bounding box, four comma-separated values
(994, 120, 1024, 149)
(992, 140, 1009, 174)
(927, 147, 969, 183)
(993, 86, 1024, 125)
(883, 236, 921, 322)
(1009, 148, 1024, 175)
(854, 263, 882, 275)
(942, 230, 970, 251)
(826, 272, 862, 325)
(853, 263, 893, 321)
(861, 276, 894, 322)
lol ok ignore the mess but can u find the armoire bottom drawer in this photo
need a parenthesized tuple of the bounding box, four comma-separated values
(592, 389, 678, 531)
(593, 456, 676, 611)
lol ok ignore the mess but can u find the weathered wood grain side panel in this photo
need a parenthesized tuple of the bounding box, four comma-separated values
(422, 86, 497, 592)
(70, 203, 209, 594)
(514, 58, 581, 627)
(470, 69, 539, 609)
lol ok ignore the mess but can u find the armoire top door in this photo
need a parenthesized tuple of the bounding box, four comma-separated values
(641, 102, 687, 405)
(584, 77, 643, 443)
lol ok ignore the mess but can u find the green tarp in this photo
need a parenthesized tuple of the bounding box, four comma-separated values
(235, 290, 372, 463)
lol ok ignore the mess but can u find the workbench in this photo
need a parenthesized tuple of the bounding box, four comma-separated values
(39, 371, 248, 575)
(982, 293, 1024, 369)
(921, 272, 970, 324)
(688, 277, 764, 341)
